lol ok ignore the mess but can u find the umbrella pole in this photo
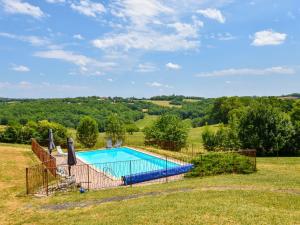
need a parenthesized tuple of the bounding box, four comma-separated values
(68, 166, 71, 176)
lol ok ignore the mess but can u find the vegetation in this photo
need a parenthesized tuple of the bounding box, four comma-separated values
(0, 144, 299, 225)
(76, 116, 99, 148)
(0, 120, 67, 146)
(144, 114, 190, 151)
(187, 152, 255, 177)
(105, 114, 126, 145)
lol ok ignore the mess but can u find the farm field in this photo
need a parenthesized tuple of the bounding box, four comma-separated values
(0, 144, 299, 225)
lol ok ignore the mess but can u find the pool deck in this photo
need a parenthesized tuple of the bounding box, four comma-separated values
(53, 146, 186, 190)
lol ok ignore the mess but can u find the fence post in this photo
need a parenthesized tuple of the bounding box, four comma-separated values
(87, 164, 90, 191)
(26, 168, 29, 195)
(165, 156, 168, 183)
(130, 160, 132, 187)
(44, 168, 48, 196)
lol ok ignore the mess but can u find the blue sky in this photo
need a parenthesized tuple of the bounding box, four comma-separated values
(0, 0, 299, 98)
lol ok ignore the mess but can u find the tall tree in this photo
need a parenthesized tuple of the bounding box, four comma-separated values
(238, 104, 294, 155)
(144, 114, 189, 151)
(76, 116, 99, 148)
(105, 114, 125, 145)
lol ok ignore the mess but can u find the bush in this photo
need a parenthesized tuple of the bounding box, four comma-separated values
(0, 120, 68, 146)
(76, 116, 99, 148)
(125, 123, 140, 135)
(144, 114, 189, 151)
(186, 152, 255, 177)
(202, 124, 240, 151)
(238, 104, 294, 155)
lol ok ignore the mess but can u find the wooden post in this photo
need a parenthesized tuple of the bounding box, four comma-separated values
(26, 168, 29, 195)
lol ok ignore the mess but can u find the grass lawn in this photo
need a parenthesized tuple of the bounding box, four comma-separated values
(135, 114, 158, 129)
(0, 144, 299, 225)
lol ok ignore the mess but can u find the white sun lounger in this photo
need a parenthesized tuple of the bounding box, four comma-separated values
(57, 146, 67, 156)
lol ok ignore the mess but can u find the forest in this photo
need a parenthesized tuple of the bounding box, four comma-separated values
(0, 94, 299, 155)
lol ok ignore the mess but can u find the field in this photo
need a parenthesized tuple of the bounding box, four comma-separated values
(0, 144, 299, 225)
(146, 100, 182, 108)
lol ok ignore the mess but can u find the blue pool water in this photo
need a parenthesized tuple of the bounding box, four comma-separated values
(76, 147, 180, 179)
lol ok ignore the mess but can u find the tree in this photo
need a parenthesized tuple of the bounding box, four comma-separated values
(105, 114, 125, 145)
(144, 114, 189, 151)
(237, 104, 294, 155)
(76, 116, 99, 148)
(125, 123, 139, 135)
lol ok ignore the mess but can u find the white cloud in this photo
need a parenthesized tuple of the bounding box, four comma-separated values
(107, 78, 113, 82)
(251, 29, 287, 46)
(46, 0, 65, 3)
(147, 81, 163, 87)
(196, 66, 295, 77)
(1, 0, 44, 18)
(146, 82, 172, 89)
(0, 32, 49, 46)
(137, 63, 157, 73)
(34, 50, 116, 74)
(166, 62, 181, 70)
(208, 32, 236, 41)
(111, 0, 173, 27)
(168, 22, 201, 38)
(197, 8, 225, 23)
(73, 34, 84, 40)
(11, 65, 30, 72)
(70, 0, 105, 17)
(92, 31, 199, 52)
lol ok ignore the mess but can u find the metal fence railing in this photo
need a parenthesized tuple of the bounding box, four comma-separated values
(25, 148, 256, 196)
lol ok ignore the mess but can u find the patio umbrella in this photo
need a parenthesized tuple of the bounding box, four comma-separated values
(67, 137, 77, 176)
(48, 129, 55, 155)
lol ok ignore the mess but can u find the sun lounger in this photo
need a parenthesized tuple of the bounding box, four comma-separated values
(57, 146, 67, 156)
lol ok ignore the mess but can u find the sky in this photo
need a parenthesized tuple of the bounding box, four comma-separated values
(0, 0, 299, 98)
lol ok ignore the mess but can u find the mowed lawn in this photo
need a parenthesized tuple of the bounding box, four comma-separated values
(0, 144, 299, 225)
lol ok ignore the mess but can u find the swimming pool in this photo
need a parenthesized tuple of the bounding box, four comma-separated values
(76, 147, 183, 179)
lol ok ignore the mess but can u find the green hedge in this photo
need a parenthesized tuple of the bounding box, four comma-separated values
(186, 152, 255, 177)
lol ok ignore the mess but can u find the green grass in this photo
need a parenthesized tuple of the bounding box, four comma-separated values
(135, 114, 158, 129)
(146, 100, 182, 108)
(0, 145, 299, 225)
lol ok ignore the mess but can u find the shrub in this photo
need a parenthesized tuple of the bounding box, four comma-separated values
(144, 114, 189, 151)
(125, 123, 140, 135)
(76, 116, 99, 148)
(186, 152, 255, 177)
(238, 104, 294, 155)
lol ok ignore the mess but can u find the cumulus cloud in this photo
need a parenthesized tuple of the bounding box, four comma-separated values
(166, 62, 181, 70)
(251, 29, 287, 46)
(137, 63, 157, 73)
(146, 82, 172, 89)
(197, 8, 225, 23)
(70, 0, 105, 17)
(34, 50, 116, 74)
(111, 0, 173, 27)
(1, 0, 45, 18)
(92, 31, 199, 52)
(196, 66, 295, 77)
(11, 65, 30, 72)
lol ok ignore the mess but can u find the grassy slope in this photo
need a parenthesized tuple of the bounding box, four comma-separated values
(146, 100, 182, 108)
(135, 114, 158, 129)
(0, 145, 299, 225)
